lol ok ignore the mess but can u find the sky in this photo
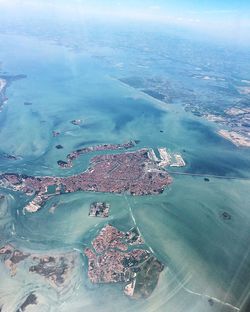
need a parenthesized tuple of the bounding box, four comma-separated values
(0, 0, 250, 43)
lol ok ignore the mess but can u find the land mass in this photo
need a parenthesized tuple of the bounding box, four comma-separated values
(57, 141, 138, 168)
(0, 153, 22, 161)
(89, 202, 110, 218)
(0, 244, 76, 288)
(218, 129, 250, 147)
(0, 148, 172, 213)
(85, 224, 164, 299)
(119, 76, 250, 148)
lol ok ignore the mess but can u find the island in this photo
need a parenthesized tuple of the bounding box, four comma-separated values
(89, 202, 110, 217)
(0, 153, 22, 161)
(57, 141, 138, 168)
(71, 119, 82, 125)
(52, 130, 60, 137)
(55, 144, 64, 149)
(0, 244, 30, 276)
(0, 244, 76, 288)
(220, 211, 232, 221)
(29, 255, 74, 288)
(0, 148, 173, 213)
(84, 224, 164, 298)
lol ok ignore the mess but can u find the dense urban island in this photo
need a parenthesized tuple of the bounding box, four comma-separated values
(0, 143, 185, 213)
(85, 224, 164, 298)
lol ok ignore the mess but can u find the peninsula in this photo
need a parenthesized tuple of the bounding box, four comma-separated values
(218, 129, 250, 147)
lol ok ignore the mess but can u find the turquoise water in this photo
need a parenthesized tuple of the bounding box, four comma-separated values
(0, 32, 250, 312)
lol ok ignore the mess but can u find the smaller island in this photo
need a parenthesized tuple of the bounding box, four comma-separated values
(220, 211, 232, 221)
(71, 119, 82, 125)
(0, 244, 77, 288)
(0, 244, 30, 276)
(55, 144, 63, 149)
(29, 255, 73, 288)
(85, 224, 164, 299)
(52, 130, 60, 137)
(57, 141, 138, 168)
(0, 153, 22, 161)
(89, 202, 110, 218)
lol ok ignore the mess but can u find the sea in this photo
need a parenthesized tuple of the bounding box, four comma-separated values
(0, 27, 250, 312)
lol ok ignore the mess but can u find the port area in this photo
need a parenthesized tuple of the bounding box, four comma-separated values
(148, 148, 186, 168)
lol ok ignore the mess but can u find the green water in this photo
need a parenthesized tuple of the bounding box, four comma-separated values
(0, 33, 250, 312)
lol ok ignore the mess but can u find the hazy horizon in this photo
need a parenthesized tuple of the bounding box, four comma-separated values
(1, 0, 250, 46)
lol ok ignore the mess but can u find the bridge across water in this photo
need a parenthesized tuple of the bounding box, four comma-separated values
(168, 171, 250, 181)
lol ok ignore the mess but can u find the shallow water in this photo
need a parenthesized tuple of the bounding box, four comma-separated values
(0, 32, 250, 312)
